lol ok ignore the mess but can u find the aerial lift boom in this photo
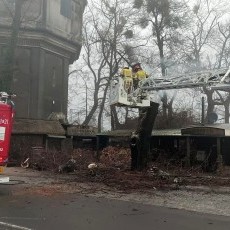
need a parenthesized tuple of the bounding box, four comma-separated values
(110, 66, 230, 170)
(110, 67, 230, 107)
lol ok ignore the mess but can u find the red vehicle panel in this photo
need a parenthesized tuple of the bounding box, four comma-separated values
(0, 102, 14, 166)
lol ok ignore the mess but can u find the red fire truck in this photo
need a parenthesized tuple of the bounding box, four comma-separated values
(0, 92, 15, 183)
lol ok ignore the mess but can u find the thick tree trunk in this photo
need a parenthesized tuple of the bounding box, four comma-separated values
(98, 83, 110, 132)
(110, 105, 120, 130)
(224, 103, 230, 123)
(130, 102, 159, 171)
(82, 84, 99, 126)
(203, 87, 214, 123)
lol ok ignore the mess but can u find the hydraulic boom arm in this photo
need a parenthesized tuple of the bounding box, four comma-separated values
(110, 67, 230, 108)
(140, 67, 230, 91)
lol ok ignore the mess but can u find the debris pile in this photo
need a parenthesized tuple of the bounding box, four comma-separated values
(19, 145, 230, 191)
(100, 146, 131, 169)
(36, 151, 70, 171)
(147, 166, 170, 180)
(72, 148, 97, 170)
(58, 159, 76, 173)
(56, 148, 97, 173)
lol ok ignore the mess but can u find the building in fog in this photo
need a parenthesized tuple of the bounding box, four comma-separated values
(0, 0, 87, 119)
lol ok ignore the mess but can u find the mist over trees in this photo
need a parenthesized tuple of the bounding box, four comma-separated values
(69, 0, 230, 130)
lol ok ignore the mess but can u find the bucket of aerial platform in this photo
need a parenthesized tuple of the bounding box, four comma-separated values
(0, 92, 15, 167)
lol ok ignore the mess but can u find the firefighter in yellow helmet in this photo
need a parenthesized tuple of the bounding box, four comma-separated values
(120, 67, 133, 94)
(131, 63, 149, 89)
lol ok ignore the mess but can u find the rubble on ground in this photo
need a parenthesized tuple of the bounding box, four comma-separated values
(100, 146, 131, 169)
(19, 146, 230, 191)
(58, 159, 76, 173)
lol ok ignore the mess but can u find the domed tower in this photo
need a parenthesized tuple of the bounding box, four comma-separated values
(0, 0, 87, 119)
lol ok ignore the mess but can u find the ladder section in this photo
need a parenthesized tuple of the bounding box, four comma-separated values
(141, 67, 230, 91)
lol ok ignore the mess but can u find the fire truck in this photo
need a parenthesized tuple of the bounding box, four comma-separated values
(110, 67, 230, 107)
(0, 92, 15, 183)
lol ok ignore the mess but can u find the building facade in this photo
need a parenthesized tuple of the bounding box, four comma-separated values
(0, 0, 87, 119)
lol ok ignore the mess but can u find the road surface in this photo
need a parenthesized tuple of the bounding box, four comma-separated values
(0, 192, 230, 230)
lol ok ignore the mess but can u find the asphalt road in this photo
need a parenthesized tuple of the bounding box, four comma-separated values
(0, 191, 230, 230)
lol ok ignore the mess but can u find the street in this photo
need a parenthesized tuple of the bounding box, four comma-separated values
(0, 192, 230, 230)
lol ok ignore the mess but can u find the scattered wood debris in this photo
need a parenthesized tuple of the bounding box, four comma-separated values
(19, 146, 230, 191)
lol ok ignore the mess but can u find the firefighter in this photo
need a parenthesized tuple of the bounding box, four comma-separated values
(132, 63, 149, 89)
(120, 67, 133, 94)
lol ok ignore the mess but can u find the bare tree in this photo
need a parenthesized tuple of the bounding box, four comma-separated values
(182, 0, 230, 123)
(70, 0, 137, 132)
(215, 22, 230, 68)
(133, 0, 189, 123)
(183, 0, 222, 70)
(212, 22, 230, 123)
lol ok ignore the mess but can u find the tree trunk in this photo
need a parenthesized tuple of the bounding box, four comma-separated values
(203, 87, 214, 123)
(130, 102, 159, 171)
(161, 93, 167, 118)
(110, 105, 120, 130)
(98, 83, 110, 132)
(158, 38, 168, 120)
(224, 103, 230, 123)
(82, 84, 100, 126)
